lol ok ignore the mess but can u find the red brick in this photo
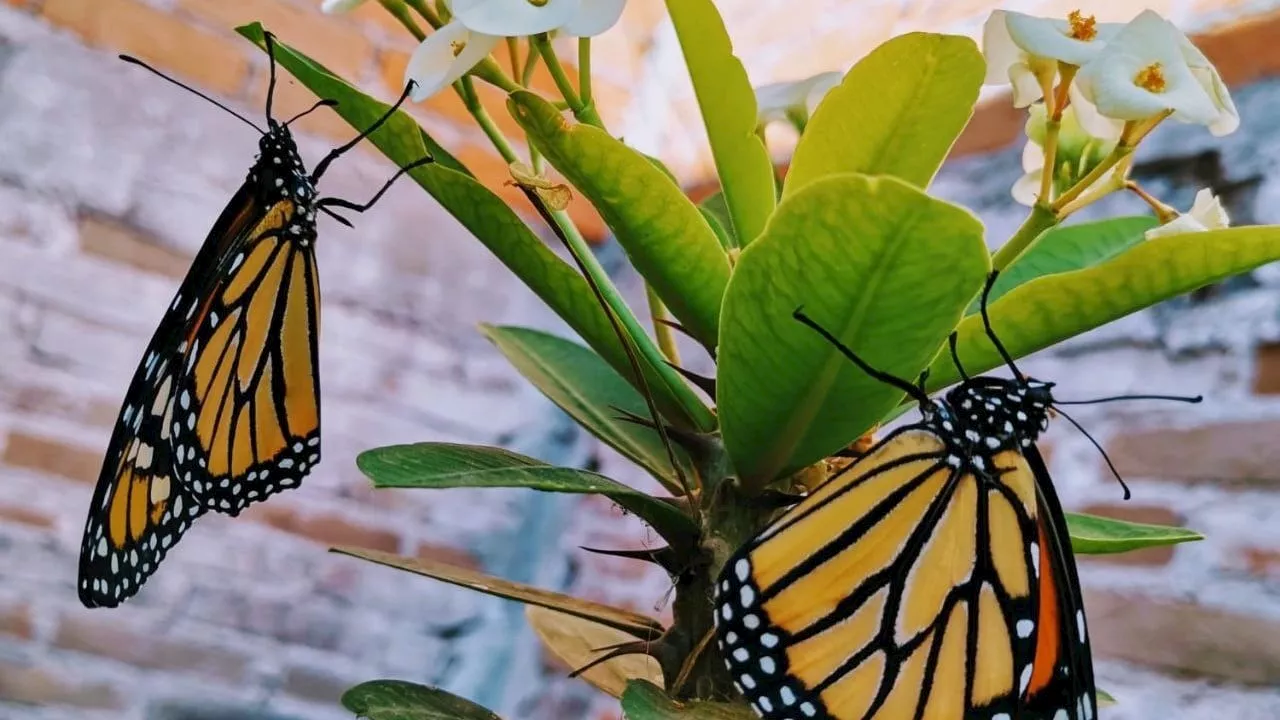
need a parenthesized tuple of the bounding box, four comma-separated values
(243, 503, 400, 552)
(0, 502, 55, 530)
(178, 0, 374, 81)
(282, 664, 354, 705)
(54, 614, 250, 682)
(1, 430, 102, 484)
(42, 0, 250, 97)
(1105, 420, 1280, 485)
(78, 213, 190, 279)
(1252, 342, 1280, 394)
(1237, 546, 1280, 579)
(415, 541, 482, 571)
(0, 601, 34, 639)
(1085, 589, 1280, 685)
(1076, 503, 1183, 567)
(0, 660, 124, 709)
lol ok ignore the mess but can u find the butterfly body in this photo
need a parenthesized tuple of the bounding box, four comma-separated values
(714, 330, 1095, 720)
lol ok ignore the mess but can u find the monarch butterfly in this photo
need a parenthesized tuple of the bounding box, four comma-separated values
(78, 34, 431, 608)
(713, 272, 1198, 720)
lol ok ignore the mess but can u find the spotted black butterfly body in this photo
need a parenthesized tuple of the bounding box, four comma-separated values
(78, 35, 428, 608)
(710, 274, 1146, 720)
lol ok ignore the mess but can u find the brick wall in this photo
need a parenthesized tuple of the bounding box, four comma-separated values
(3, 1, 1280, 720)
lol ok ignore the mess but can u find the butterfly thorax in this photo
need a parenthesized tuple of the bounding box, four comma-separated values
(926, 377, 1054, 473)
(249, 122, 318, 245)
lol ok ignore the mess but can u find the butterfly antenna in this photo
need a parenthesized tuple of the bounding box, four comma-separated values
(1054, 406, 1132, 500)
(792, 308, 931, 408)
(311, 81, 416, 183)
(264, 31, 279, 124)
(118, 55, 263, 134)
(1056, 393, 1203, 406)
(948, 332, 969, 381)
(285, 98, 339, 126)
(979, 270, 1025, 381)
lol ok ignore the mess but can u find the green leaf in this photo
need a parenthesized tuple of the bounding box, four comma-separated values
(932, 225, 1280, 389)
(698, 192, 736, 249)
(509, 92, 730, 347)
(1067, 512, 1204, 555)
(976, 216, 1158, 310)
(783, 33, 984, 200)
(621, 681, 755, 719)
(719, 174, 989, 485)
(237, 23, 708, 432)
(337, 547, 666, 638)
(357, 443, 697, 551)
(1098, 688, 1117, 706)
(342, 680, 502, 720)
(479, 325, 693, 493)
(663, 0, 776, 245)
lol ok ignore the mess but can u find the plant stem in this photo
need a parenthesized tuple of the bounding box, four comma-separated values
(506, 37, 522, 80)
(533, 34, 605, 128)
(459, 78, 520, 164)
(403, 0, 440, 26)
(1051, 143, 1133, 212)
(379, 0, 426, 40)
(578, 37, 594, 111)
(1038, 118, 1061, 204)
(991, 204, 1059, 271)
(647, 285, 682, 366)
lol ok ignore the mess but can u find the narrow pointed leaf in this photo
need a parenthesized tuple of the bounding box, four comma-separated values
(932, 226, 1280, 389)
(974, 216, 1158, 310)
(341, 680, 502, 720)
(509, 92, 730, 347)
(663, 0, 775, 245)
(719, 174, 989, 485)
(621, 680, 756, 719)
(479, 324, 693, 492)
(336, 547, 665, 638)
(237, 23, 709, 433)
(356, 443, 697, 551)
(784, 33, 984, 200)
(1067, 512, 1203, 554)
(526, 606, 663, 698)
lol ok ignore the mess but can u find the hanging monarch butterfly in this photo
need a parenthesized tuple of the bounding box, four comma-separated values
(78, 33, 432, 608)
(713, 272, 1199, 720)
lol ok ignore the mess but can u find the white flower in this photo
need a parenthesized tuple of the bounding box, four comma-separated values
(404, 21, 501, 101)
(451, 0, 626, 37)
(1173, 29, 1239, 136)
(1012, 102, 1118, 206)
(1075, 11, 1224, 131)
(1145, 189, 1230, 239)
(754, 71, 841, 127)
(321, 0, 367, 12)
(983, 9, 1122, 107)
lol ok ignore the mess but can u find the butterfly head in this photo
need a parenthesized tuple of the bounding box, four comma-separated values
(943, 376, 1055, 453)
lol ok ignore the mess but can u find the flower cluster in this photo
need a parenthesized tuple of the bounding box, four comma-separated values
(984, 9, 1236, 233)
(324, 0, 626, 100)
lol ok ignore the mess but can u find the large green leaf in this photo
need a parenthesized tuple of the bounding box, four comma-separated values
(977, 216, 1158, 310)
(357, 443, 697, 551)
(931, 225, 1280, 389)
(663, 0, 776, 245)
(342, 680, 502, 720)
(1067, 512, 1203, 555)
(479, 325, 693, 493)
(621, 680, 755, 719)
(509, 92, 730, 347)
(237, 24, 708, 432)
(783, 33, 984, 200)
(337, 547, 666, 638)
(719, 174, 989, 485)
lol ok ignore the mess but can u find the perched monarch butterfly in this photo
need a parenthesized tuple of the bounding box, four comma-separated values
(713, 272, 1198, 720)
(78, 34, 431, 608)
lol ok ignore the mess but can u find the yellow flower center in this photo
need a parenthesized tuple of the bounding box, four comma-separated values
(1067, 10, 1098, 41)
(527, 0, 550, 6)
(451, 40, 467, 57)
(1134, 62, 1167, 93)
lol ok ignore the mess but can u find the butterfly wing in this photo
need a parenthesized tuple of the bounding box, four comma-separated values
(169, 198, 322, 516)
(714, 427, 1081, 720)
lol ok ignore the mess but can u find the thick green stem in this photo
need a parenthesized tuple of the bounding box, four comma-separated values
(533, 34, 605, 128)
(1038, 118, 1061, 203)
(991, 204, 1059, 271)
(378, 0, 426, 40)
(647, 284, 682, 366)
(578, 37, 594, 111)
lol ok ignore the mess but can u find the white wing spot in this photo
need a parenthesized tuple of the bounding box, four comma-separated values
(1017, 619, 1034, 638)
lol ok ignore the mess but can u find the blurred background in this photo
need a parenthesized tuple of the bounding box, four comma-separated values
(0, 0, 1279, 718)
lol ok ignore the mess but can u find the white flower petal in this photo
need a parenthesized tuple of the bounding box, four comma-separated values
(982, 10, 1023, 85)
(1008, 60, 1046, 108)
(1145, 213, 1209, 240)
(1068, 84, 1124, 141)
(1189, 188, 1229, 230)
(755, 71, 842, 124)
(1176, 33, 1239, 136)
(451, 0, 581, 36)
(1005, 11, 1120, 67)
(561, 0, 626, 36)
(1012, 169, 1042, 207)
(321, 0, 367, 12)
(405, 22, 501, 102)
(803, 71, 842, 113)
